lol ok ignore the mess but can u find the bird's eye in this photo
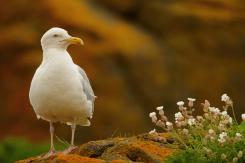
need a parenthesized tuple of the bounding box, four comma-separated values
(53, 34, 59, 37)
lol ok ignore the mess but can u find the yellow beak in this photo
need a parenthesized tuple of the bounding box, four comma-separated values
(65, 37, 84, 45)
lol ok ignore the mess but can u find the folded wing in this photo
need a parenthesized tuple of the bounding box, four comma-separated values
(76, 65, 96, 118)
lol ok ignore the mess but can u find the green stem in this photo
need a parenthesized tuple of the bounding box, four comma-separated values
(231, 104, 238, 125)
(172, 130, 188, 149)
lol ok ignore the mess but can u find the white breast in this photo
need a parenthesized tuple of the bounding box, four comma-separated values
(29, 49, 91, 126)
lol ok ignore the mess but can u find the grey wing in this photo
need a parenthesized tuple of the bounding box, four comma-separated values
(76, 65, 96, 117)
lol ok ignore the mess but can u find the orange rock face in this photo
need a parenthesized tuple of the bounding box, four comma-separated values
(17, 154, 105, 163)
(54, 154, 106, 163)
(16, 133, 175, 163)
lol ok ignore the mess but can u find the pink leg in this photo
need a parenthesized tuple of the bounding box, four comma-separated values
(63, 124, 78, 154)
(43, 122, 56, 158)
(71, 124, 76, 146)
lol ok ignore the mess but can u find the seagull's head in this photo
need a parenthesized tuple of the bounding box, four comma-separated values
(41, 27, 84, 50)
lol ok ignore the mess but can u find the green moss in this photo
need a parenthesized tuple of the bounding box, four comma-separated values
(0, 137, 64, 163)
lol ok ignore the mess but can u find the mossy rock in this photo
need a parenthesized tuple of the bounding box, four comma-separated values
(16, 133, 175, 163)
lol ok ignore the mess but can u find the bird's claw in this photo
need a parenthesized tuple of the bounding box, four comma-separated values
(40, 149, 57, 158)
(62, 145, 78, 154)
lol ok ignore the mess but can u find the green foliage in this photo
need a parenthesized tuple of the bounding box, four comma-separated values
(166, 122, 245, 163)
(0, 137, 64, 163)
(149, 95, 245, 163)
(166, 149, 206, 163)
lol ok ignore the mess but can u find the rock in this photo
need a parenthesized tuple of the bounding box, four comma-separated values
(16, 133, 175, 163)
(78, 140, 115, 157)
(16, 154, 105, 163)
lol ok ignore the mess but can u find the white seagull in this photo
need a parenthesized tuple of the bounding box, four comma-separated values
(29, 27, 96, 156)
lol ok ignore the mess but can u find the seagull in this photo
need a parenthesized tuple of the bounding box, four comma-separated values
(29, 27, 96, 156)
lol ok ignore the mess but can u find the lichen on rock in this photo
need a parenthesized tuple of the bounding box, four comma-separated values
(16, 133, 175, 163)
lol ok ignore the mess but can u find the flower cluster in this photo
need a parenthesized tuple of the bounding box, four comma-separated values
(235, 132, 242, 141)
(218, 132, 228, 144)
(242, 113, 245, 121)
(149, 94, 245, 162)
(221, 93, 233, 108)
(173, 98, 197, 129)
(206, 129, 216, 141)
(149, 106, 173, 133)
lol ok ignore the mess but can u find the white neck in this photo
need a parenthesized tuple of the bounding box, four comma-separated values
(42, 48, 73, 64)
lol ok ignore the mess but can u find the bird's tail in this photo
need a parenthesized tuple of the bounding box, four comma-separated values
(66, 116, 91, 126)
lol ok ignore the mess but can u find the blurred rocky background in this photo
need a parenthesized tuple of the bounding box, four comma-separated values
(0, 0, 245, 160)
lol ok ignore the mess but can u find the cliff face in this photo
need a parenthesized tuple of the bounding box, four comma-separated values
(0, 0, 245, 142)
(16, 133, 175, 163)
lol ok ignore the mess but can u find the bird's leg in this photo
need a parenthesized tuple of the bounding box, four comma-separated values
(71, 123, 76, 146)
(42, 122, 56, 158)
(49, 121, 55, 153)
(63, 123, 78, 154)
